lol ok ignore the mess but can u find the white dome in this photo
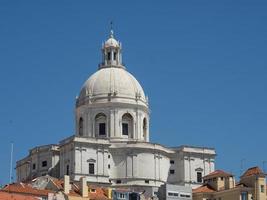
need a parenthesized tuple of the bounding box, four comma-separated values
(78, 67, 147, 106)
(104, 37, 119, 47)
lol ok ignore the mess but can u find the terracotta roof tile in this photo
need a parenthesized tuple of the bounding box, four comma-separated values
(193, 185, 216, 193)
(0, 191, 39, 200)
(241, 166, 265, 178)
(203, 170, 233, 179)
(50, 179, 64, 190)
(89, 188, 110, 200)
(1, 183, 52, 197)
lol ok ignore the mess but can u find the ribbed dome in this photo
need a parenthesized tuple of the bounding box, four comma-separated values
(78, 67, 147, 106)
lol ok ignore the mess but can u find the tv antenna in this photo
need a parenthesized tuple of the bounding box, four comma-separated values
(9, 142, 14, 183)
(240, 158, 246, 177)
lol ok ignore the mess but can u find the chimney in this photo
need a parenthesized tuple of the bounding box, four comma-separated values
(104, 188, 112, 199)
(225, 176, 235, 189)
(64, 175, 70, 194)
(80, 177, 88, 197)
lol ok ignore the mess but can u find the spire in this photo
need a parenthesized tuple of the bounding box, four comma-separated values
(110, 21, 114, 38)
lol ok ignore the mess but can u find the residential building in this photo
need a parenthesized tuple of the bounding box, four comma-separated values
(157, 183, 192, 200)
(193, 166, 267, 200)
(112, 188, 141, 200)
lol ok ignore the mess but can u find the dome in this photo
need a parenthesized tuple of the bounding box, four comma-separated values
(78, 67, 147, 106)
(104, 37, 120, 48)
(104, 30, 120, 48)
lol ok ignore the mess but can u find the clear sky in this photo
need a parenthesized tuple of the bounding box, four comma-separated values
(0, 0, 267, 185)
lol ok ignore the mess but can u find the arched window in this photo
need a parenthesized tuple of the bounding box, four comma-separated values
(79, 117, 83, 136)
(143, 118, 147, 139)
(121, 113, 133, 137)
(95, 113, 107, 137)
(107, 52, 111, 60)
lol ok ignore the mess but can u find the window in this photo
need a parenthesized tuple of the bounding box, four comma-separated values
(220, 177, 224, 181)
(32, 163, 36, 170)
(108, 155, 110, 158)
(107, 52, 111, 60)
(122, 123, 128, 135)
(119, 193, 125, 199)
(99, 123, 106, 135)
(95, 113, 107, 137)
(241, 192, 248, 200)
(143, 118, 147, 138)
(168, 192, 179, 197)
(113, 52, 117, 60)
(42, 161, 47, 167)
(121, 113, 133, 137)
(108, 164, 110, 169)
(66, 165, 69, 175)
(197, 172, 202, 183)
(170, 169, 175, 174)
(79, 117, 83, 136)
(116, 180, 122, 184)
(170, 160, 175, 164)
(89, 163, 95, 174)
(90, 189, 96, 193)
(180, 193, 191, 198)
(145, 180, 149, 184)
(261, 185, 265, 193)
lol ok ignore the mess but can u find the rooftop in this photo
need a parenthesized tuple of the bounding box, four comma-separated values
(193, 185, 215, 193)
(241, 166, 265, 178)
(1, 183, 52, 197)
(0, 191, 38, 200)
(203, 170, 233, 179)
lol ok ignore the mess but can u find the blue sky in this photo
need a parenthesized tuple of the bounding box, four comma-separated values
(0, 1, 267, 184)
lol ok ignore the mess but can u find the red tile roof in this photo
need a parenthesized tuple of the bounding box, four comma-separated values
(193, 185, 215, 193)
(1, 183, 52, 197)
(89, 188, 110, 200)
(241, 166, 265, 178)
(0, 191, 39, 200)
(203, 170, 233, 179)
(50, 178, 64, 190)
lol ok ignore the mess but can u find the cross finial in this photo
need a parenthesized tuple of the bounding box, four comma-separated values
(110, 21, 114, 38)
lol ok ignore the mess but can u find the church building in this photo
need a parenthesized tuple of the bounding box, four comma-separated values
(16, 30, 216, 189)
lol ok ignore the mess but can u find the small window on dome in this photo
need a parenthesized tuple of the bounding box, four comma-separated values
(99, 123, 106, 135)
(143, 118, 147, 139)
(121, 113, 133, 137)
(122, 123, 128, 135)
(114, 52, 117, 60)
(107, 52, 111, 60)
(79, 117, 83, 136)
(95, 113, 107, 137)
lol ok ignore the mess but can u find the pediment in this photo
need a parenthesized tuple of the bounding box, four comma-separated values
(195, 167, 203, 172)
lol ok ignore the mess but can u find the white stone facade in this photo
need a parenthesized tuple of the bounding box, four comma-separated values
(16, 31, 216, 189)
(16, 144, 60, 182)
